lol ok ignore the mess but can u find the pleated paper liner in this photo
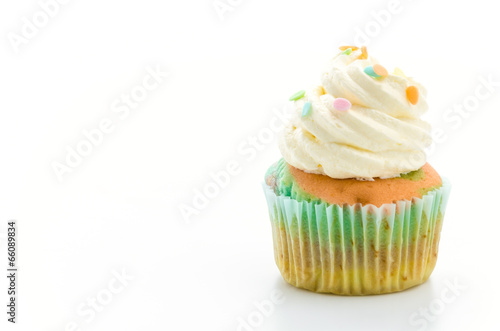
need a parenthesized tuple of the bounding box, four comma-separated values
(262, 178, 451, 295)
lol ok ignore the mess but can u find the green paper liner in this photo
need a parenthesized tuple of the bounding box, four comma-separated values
(262, 178, 451, 295)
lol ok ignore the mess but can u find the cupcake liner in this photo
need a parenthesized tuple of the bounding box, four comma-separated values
(262, 178, 451, 295)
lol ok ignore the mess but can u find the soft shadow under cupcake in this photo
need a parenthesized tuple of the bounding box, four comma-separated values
(264, 276, 437, 331)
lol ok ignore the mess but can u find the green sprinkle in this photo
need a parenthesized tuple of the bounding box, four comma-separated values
(289, 90, 306, 101)
(342, 48, 352, 55)
(302, 101, 312, 117)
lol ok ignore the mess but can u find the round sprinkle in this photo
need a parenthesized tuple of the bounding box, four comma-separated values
(289, 90, 305, 101)
(339, 45, 359, 51)
(373, 64, 388, 77)
(302, 101, 312, 117)
(364, 66, 381, 78)
(342, 48, 352, 55)
(333, 98, 351, 112)
(406, 86, 419, 105)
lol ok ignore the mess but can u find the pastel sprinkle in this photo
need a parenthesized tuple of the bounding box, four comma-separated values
(302, 101, 312, 117)
(406, 86, 419, 105)
(289, 90, 306, 101)
(393, 67, 407, 78)
(358, 46, 368, 59)
(364, 66, 381, 78)
(339, 45, 359, 51)
(342, 48, 352, 55)
(373, 64, 388, 77)
(333, 98, 351, 112)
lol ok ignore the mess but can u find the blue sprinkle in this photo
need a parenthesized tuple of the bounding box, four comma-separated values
(364, 66, 381, 78)
(302, 101, 312, 117)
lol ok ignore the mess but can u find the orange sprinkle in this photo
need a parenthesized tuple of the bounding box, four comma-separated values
(357, 46, 368, 60)
(339, 45, 359, 51)
(406, 86, 419, 105)
(373, 64, 388, 77)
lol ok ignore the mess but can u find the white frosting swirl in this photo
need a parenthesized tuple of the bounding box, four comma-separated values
(279, 48, 432, 180)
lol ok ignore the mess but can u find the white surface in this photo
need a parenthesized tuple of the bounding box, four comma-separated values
(1, 0, 499, 330)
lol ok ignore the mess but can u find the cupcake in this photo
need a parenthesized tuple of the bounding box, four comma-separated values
(262, 46, 451, 295)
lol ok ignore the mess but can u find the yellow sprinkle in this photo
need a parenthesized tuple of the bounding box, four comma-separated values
(393, 67, 407, 78)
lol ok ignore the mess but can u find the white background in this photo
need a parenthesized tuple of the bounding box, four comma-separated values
(1, 0, 499, 330)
